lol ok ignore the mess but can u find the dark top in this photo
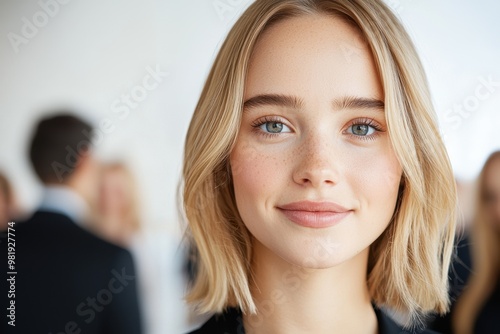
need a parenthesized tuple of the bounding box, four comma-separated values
(430, 234, 472, 333)
(474, 278, 500, 333)
(189, 307, 439, 334)
(1, 211, 142, 334)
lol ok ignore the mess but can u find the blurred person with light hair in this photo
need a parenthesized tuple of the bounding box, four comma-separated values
(430, 178, 475, 334)
(91, 161, 190, 334)
(453, 150, 500, 334)
(0, 113, 142, 334)
(181, 0, 457, 333)
(92, 162, 142, 247)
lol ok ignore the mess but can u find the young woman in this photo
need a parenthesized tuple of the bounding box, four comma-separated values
(453, 151, 500, 334)
(182, 0, 456, 333)
(93, 162, 141, 247)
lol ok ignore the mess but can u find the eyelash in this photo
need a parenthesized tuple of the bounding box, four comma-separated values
(251, 116, 289, 139)
(251, 116, 385, 140)
(344, 117, 385, 141)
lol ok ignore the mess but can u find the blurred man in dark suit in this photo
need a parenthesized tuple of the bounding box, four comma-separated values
(1, 113, 142, 333)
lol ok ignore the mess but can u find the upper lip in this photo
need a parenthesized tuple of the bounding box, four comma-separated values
(277, 200, 351, 213)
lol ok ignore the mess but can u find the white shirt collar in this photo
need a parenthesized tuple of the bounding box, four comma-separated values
(38, 185, 90, 225)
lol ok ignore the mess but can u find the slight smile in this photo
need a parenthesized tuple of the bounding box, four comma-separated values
(277, 201, 353, 228)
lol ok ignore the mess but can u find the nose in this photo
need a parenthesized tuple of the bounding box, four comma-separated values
(292, 133, 340, 188)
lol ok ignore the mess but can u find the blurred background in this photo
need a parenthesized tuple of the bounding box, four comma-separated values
(0, 0, 499, 333)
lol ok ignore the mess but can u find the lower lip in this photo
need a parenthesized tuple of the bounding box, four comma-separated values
(278, 209, 352, 228)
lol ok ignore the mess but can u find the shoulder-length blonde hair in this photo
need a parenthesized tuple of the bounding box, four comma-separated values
(452, 151, 500, 334)
(181, 0, 456, 323)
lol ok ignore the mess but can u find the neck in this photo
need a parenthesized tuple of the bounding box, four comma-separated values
(244, 239, 377, 334)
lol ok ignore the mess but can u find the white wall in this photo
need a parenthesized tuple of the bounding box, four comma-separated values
(1, 0, 499, 225)
(397, 0, 500, 181)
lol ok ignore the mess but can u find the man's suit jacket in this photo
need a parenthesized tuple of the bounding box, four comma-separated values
(1, 211, 142, 333)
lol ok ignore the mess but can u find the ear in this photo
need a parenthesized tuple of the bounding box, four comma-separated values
(70, 153, 89, 178)
(67, 153, 97, 184)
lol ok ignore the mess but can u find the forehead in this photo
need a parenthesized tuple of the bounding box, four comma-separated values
(245, 13, 382, 100)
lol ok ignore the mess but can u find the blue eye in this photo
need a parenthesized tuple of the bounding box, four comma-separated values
(258, 121, 291, 134)
(347, 124, 376, 136)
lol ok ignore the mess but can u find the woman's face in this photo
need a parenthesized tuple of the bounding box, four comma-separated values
(100, 169, 129, 215)
(230, 14, 402, 268)
(483, 156, 500, 229)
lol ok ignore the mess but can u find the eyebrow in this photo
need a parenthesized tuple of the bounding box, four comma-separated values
(243, 94, 384, 112)
(243, 94, 303, 110)
(333, 95, 385, 111)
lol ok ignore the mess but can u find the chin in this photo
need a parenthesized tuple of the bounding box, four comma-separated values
(273, 241, 352, 270)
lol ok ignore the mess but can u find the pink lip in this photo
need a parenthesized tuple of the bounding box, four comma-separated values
(277, 201, 352, 228)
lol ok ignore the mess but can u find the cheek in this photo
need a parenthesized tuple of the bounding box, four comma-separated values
(230, 141, 286, 211)
(347, 147, 402, 218)
(102, 184, 122, 208)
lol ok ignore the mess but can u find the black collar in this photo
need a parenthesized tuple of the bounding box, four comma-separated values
(189, 307, 437, 333)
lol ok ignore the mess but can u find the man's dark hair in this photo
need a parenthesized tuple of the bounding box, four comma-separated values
(29, 113, 94, 184)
